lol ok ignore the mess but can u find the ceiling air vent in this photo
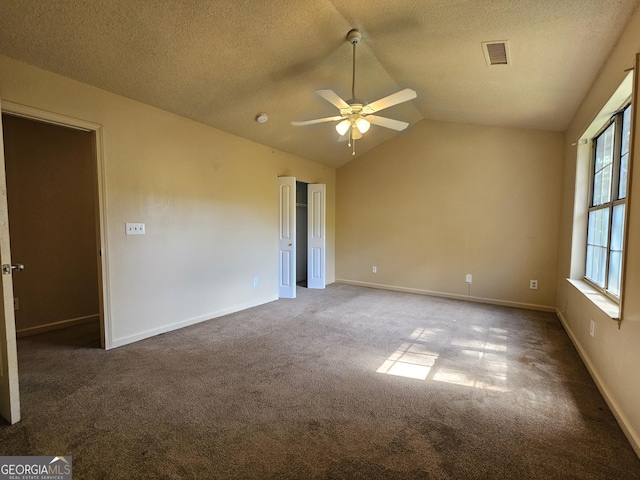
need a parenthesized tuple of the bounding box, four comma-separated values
(482, 40, 510, 66)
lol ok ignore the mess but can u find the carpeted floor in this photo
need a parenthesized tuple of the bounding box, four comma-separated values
(1, 284, 639, 479)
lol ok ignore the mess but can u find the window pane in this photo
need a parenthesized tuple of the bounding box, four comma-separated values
(619, 153, 628, 199)
(608, 251, 622, 296)
(593, 169, 612, 205)
(619, 106, 631, 199)
(608, 204, 625, 295)
(587, 209, 609, 247)
(621, 106, 631, 156)
(586, 208, 609, 287)
(611, 204, 625, 251)
(586, 245, 595, 282)
(595, 123, 614, 171)
(586, 245, 607, 287)
(593, 124, 614, 205)
(602, 122, 615, 164)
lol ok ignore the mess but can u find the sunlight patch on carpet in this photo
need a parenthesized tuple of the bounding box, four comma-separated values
(376, 326, 510, 391)
(376, 340, 439, 380)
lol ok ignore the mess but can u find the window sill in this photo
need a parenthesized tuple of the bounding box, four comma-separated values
(566, 278, 620, 320)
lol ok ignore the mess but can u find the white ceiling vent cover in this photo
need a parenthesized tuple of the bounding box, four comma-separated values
(482, 41, 510, 66)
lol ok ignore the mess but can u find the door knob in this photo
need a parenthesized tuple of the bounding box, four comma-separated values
(2, 264, 25, 275)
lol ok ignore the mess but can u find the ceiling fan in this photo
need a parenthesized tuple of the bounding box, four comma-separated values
(292, 29, 417, 155)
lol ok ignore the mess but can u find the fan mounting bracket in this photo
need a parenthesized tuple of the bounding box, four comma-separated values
(347, 29, 361, 45)
(340, 103, 364, 116)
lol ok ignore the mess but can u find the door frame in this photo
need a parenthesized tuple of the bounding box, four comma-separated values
(1, 102, 112, 349)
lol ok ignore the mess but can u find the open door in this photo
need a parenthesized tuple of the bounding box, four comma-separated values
(307, 184, 326, 289)
(278, 176, 296, 298)
(0, 98, 21, 424)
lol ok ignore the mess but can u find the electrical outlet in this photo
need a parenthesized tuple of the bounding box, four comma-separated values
(530, 279, 538, 290)
(125, 222, 146, 235)
(372, 266, 377, 273)
(253, 277, 259, 287)
(465, 274, 472, 283)
(14, 298, 19, 311)
(590, 319, 595, 337)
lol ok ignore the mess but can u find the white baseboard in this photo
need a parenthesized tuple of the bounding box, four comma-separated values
(336, 279, 556, 312)
(110, 295, 279, 349)
(16, 314, 100, 338)
(557, 309, 640, 458)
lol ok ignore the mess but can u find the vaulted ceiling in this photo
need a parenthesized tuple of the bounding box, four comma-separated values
(0, 0, 638, 168)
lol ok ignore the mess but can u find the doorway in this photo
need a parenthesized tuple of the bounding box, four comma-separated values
(2, 113, 102, 347)
(0, 101, 110, 423)
(278, 176, 326, 299)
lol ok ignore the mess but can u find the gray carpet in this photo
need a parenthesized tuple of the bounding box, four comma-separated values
(1, 284, 639, 479)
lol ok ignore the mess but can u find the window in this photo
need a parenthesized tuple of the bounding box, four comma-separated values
(585, 104, 631, 298)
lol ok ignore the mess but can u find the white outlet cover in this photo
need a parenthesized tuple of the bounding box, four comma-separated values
(465, 274, 472, 283)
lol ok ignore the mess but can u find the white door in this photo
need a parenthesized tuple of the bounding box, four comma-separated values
(278, 176, 296, 298)
(0, 100, 21, 424)
(307, 184, 326, 289)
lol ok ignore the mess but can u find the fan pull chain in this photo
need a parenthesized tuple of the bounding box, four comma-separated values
(351, 129, 356, 156)
(347, 125, 356, 155)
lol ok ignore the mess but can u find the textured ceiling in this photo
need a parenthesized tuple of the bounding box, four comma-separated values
(0, 0, 638, 168)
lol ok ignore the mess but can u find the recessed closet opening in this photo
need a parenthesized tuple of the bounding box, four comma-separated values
(296, 181, 308, 287)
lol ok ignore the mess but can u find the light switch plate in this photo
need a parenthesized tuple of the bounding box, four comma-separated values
(126, 223, 145, 235)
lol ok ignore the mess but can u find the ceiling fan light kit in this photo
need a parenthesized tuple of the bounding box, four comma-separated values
(355, 117, 370, 134)
(292, 28, 417, 156)
(336, 119, 351, 136)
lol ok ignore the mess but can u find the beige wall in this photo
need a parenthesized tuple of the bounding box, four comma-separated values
(0, 54, 336, 348)
(556, 6, 640, 455)
(3, 115, 99, 334)
(336, 119, 563, 310)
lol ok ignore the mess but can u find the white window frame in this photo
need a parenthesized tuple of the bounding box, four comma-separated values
(585, 102, 632, 301)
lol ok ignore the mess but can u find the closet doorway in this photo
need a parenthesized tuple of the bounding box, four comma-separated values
(278, 176, 326, 299)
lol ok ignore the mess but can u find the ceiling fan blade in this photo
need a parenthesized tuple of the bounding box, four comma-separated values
(291, 115, 343, 126)
(316, 90, 351, 110)
(363, 88, 417, 114)
(367, 115, 410, 131)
